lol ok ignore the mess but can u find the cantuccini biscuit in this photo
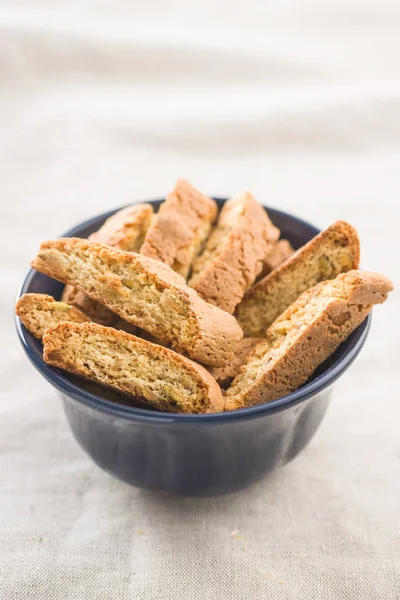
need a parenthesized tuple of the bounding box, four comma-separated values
(235, 221, 360, 336)
(140, 179, 217, 279)
(31, 238, 243, 367)
(16, 293, 90, 339)
(189, 193, 280, 314)
(89, 203, 153, 251)
(43, 322, 224, 414)
(226, 271, 393, 410)
(62, 203, 153, 328)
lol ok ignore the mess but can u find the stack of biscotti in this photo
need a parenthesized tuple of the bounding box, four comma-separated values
(235, 220, 361, 336)
(30, 239, 243, 365)
(140, 179, 218, 278)
(225, 271, 393, 410)
(26, 236, 243, 413)
(188, 192, 280, 313)
(18, 179, 393, 414)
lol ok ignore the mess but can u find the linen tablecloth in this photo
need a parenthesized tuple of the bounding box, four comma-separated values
(1, 1, 399, 598)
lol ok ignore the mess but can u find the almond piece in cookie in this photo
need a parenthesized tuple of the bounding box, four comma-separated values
(189, 193, 280, 314)
(43, 322, 224, 414)
(209, 337, 263, 388)
(140, 179, 218, 279)
(226, 270, 393, 410)
(62, 203, 153, 329)
(16, 293, 90, 339)
(235, 221, 360, 337)
(31, 238, 243, 367)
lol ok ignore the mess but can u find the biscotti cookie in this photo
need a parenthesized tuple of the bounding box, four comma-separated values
(16, 293, 90, 339)
(258, 239, 294, 279)
(89, 203, 153, 251)
(140, 179, 218, 278)
(189, 193, 280, 314)
(209, 337, 263, 388)
(62, 203, 153, 327)
(43, 322, 224, 414)
(235, 221, 360, 336)
(31, 238, 243, 366)
(226, 271, 393, 410)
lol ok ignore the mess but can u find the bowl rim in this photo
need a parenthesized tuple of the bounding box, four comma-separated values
(15, 200, 371, 424)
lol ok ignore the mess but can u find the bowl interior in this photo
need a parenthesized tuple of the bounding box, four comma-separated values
(16, 200, 370, 420)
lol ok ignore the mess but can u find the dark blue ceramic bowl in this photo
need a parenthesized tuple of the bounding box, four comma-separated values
(15, 200, 371, 497)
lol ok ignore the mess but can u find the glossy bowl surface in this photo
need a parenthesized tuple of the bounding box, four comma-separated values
(15, 200, 371, 496)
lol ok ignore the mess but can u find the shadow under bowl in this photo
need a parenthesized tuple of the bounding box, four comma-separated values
(15, 200, 370, 497)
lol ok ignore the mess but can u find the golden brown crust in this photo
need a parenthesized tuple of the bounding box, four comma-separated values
(209, 337, 264, 387)
(43, 322, 224, 414)
(235, 220, 361, 336)
(15, 293, 90, 339)
(31, 238, 243, 366)
(189, 193, 280, 314)
(140, 179, 218, 278)
(226, 270, 393, 410)
(61, 203, 153, 328)
(326, 270, 393, 304)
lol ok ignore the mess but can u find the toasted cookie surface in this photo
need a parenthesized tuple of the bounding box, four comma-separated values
(235, 221, 360, 336)
(226, 270, 393, 410)
(31, 238, 243, 367)
(43, 322, 224, 414)
(189, 193, 280, 314)
(62, 203, 153, 329)
(16, 293, 90, 339)
(140, 179, 217, 279)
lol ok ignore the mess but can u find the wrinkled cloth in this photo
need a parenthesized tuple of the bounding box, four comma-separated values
(1, 1, 399, 598)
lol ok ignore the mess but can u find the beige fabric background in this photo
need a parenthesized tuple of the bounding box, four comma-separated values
(1, 1, 400, 598)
